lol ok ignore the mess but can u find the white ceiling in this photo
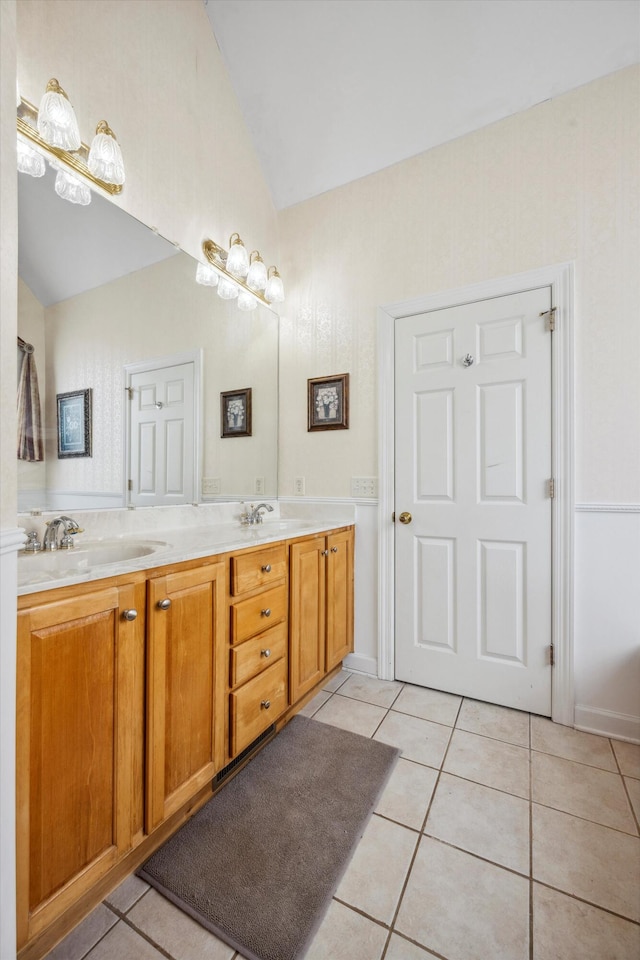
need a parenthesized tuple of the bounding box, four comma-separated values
(204, 0, 640, 210)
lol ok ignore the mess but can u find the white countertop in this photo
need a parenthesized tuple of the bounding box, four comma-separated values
(17, 515, 352, 596)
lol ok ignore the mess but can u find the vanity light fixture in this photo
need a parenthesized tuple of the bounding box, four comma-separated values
(225, 233, 250, 278)
(195, 261, 219, 286)
(16, 79, 125, 201)
(199, 237, 285, 312)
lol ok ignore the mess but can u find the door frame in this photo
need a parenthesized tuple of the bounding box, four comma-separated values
(123, 349, 203, 506)
(377, 263, 575, 725)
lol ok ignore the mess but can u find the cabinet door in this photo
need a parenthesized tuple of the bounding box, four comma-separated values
(289, 538, 326, 703)
(146, 561, 226, 831)
(326, 528, 355, 672)
(16, 582, 144, 947)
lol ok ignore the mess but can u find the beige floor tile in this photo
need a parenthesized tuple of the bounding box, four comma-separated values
(443, 729, 530, 798)
(45, 904, 117, 960)
(85, 921, 166, 960)
(532, 883, 640, 960)
(338, 673, 404, 707)
(625, 775, 640, 822)
(297, 689, 331, 717)
(457, 698, 530, 747)
(532, 751, 638, 833)
(104, 873, 150, 913)
(336, 814, 418, 924)
(304, 900, 388, 960)
(322, 669, 352, 693)
(396, 836, 529, 960)
(392, 685, 461, 726)
(375, 758, 438, 830)
(127, 888, 235, 960)
(373, 711, 452, 768)
(613, 739, 640, 778)
(313, 693, 387, 738)
(531, 716, 617, 770)
(385, 934, 440, 959)
(532, 803, 640, 921)
(426, 772, 529, 874)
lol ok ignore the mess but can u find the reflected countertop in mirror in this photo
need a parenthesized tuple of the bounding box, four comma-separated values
(17, 167, 279, 513)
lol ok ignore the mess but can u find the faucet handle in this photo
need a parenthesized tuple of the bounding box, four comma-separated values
(23, 531, 42, 553)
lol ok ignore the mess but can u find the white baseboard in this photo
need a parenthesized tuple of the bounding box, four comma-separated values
(344, 652, 377, 676)
(574, 704, 640, 744)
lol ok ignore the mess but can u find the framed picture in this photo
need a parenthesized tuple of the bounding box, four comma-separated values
(57, 388, 92, 458)
(221, 387, 252, 438)
(308, 373, 349, 431)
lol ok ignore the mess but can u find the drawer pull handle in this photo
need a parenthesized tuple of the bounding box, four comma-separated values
(261, 648, 271, 658)
(122, 609, 138, 621)
(157, 598, 172, 610)
(331, 546, 339, 553)
(261, 564, 272, 573)
(321, 549, 329, 557)
(261, 608, 271, 617)
(261, 699, 271, 710)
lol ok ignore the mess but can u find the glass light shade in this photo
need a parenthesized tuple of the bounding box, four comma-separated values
(237, 291, 257, 311)
(17, 138, 45, 177)
(265, 268, 285, 303)
(196, 262, 219, 286)
(217, 277, 239, 300)
(246, 256, 267, 293)
(88, 123, 125, 185)
(37, 80, 81, 151)
(226, 236, 249, 278)
(54, 167, 91, 205)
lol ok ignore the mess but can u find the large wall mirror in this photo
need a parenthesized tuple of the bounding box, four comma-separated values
(17, 167, 279, 513)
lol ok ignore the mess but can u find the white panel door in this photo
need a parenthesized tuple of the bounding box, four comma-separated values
(395, 288, 552, 714)
(129, 361, 195, 506)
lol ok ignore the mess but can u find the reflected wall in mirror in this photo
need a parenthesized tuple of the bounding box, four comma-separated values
(17, 166, 279, 513)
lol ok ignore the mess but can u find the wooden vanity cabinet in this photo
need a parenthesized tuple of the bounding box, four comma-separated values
(145, 560, 226, 832)
(16, 576, 146, 949)
(289, 527, 354, 703)
(227, 543, 289, 759)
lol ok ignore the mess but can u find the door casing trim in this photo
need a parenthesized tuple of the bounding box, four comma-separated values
(377, 263, 575, 725)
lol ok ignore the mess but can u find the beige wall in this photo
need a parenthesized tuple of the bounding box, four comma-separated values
(278, 66, 640, 505)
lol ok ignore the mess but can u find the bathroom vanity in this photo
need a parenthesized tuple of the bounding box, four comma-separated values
(16, 517, 354, 959)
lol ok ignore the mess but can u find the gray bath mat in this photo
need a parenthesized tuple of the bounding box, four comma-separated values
(138, 714, 399, 960)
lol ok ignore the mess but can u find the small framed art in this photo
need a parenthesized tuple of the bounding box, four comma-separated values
(221, 387, 252, 437)
(307, 373, 349, 431)
(57, 388, 92, 458)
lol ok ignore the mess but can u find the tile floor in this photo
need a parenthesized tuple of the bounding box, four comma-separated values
(46, 671, 640, 960)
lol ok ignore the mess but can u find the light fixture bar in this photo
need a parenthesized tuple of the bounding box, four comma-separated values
(202, 239, 272, 308)
(17, 97, 122, 196)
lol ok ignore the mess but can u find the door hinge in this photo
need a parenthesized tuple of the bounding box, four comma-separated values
(549, 643, 555, 667)
(391, 511, 395, 522)
(548, 478, 555, 499)
(127, 479, 133, 491)
(539, 307, 556, 332)
(125, 386, 133, 399)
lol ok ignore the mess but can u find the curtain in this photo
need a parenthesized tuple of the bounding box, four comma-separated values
(17, 337, 44, 461)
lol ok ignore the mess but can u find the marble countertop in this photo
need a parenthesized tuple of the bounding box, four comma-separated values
(17, 516, 351, 596)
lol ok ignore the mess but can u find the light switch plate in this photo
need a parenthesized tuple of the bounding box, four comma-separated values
(351, 477, 377, 498)
(202, 477, 221, 495)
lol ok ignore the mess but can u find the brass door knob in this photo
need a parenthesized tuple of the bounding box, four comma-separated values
(399, 512, 412, 525)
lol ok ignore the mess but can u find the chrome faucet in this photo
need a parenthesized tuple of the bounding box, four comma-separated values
(240, 503, 274, 525)
(42, 515, 84, 550)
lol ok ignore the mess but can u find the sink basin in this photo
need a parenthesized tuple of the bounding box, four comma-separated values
(18, 539, 168, 587)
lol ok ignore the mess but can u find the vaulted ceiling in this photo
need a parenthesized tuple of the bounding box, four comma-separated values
(204, 0, 640, 209)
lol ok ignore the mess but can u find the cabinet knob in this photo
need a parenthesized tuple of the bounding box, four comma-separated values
(321, 549, 329, 557)
(122, 609, 138, 621)
(261, 564, 272, 573)
(261, 648, 271, 658)
(157, 598, 172, 610)
(331, 546, 338, 553)
(261, 608, 271, 617)
(261, 699, 271, 710)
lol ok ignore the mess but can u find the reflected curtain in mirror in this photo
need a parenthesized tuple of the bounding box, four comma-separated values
(17, 337, 44, 461)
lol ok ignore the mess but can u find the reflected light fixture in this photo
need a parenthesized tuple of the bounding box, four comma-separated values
(17, 78, 125, 204)
(200, 236, 284, 313)
(195, 261, 219, 286)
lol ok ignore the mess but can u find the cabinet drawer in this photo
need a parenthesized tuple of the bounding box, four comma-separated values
(231, 544, 286, 596)
(230, 622, 287, 689)
(230, 584, 287, 644)
(230, 658, 288, 756)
